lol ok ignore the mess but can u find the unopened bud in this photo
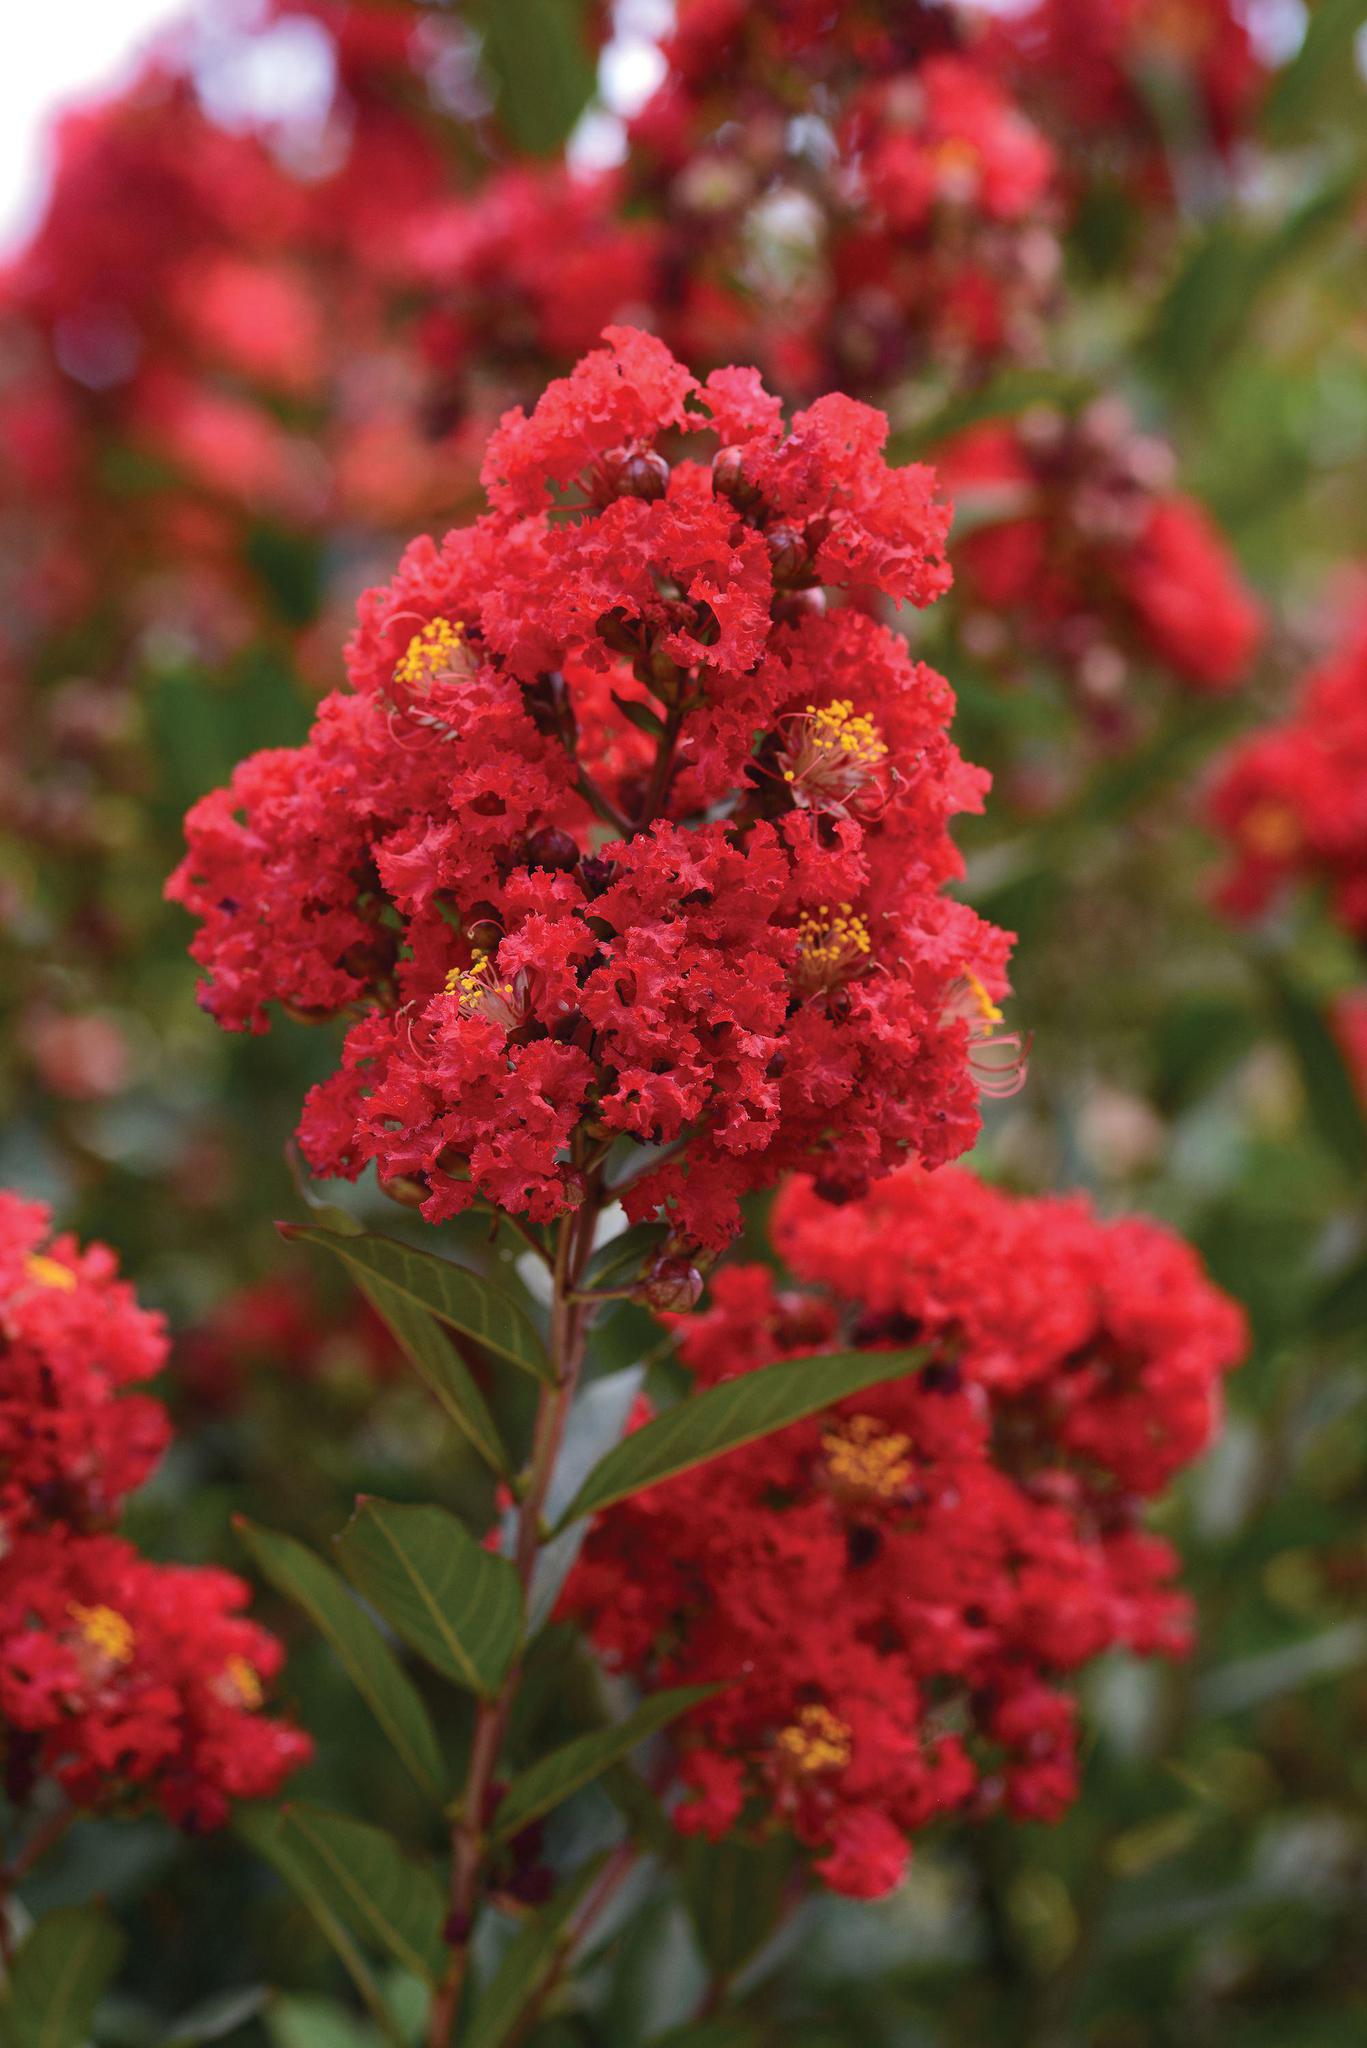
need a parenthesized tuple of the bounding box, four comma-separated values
(637, 1256, 704, 1313)
(601, 444, 670, 502)
(766, 525, 811, 587)
(379, 1171, 428, 1207)
(524, 827, 580, 874)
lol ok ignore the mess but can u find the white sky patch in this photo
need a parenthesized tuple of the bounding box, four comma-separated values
(0, 0, 194, 254)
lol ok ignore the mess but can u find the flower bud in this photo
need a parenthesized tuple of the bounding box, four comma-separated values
(637, 1256, 704, 1313)
(524, 826, 580, 874)
(378, 1171, 428, 1207)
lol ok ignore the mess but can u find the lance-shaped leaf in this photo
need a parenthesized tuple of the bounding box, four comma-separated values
(683, 1835, 796, 1981)
(236, 1519, 446, 1803)
(238, 1804, 447, 1987)
(457, 1860, 604, 2048)
(492, 1686, 716, 1845)
(336, 1500, 522, 1698)
(281, 1224, 552, 1384)
(557, 1347, 929, 1527)
(349, 1269, 507, 1476)
(0, 1906, 124, 2048)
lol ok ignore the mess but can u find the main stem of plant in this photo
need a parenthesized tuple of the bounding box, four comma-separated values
(427, 1169, 603, 2048)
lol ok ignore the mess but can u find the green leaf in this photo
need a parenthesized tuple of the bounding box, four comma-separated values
(457, 1861, 603, 2048)
(1263, 0, 1367, 140)
(1, 1906, 125, 2048)
(1308, 1251, 1367, 1340)
(161, 1988, 269, 2048)
(583, 1222, 667, 1291)
(236, 1519, 446, 1804)
(282, 1225, 551, 1385)
(335, 1500, 522, 1698)
(612, 692, 667, 740)
(896, 368, 1092, 459)
(349, 1269, 508, 1476)
(492, 1686, 716, 1844)
(471, 0, 597, 157)
(1262, 964, 1367, 1181)
(557, 1346, 929, 1526)
(266, 1996, 383, 2048)
(683, 1836, 795, 1981)
(237, 1804, 448, 1988)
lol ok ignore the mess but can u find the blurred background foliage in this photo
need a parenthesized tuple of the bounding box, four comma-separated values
(2, 1, 1366, 2044)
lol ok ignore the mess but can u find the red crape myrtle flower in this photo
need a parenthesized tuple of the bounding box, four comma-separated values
(0, 1191, 170, 1535)
(623, 0, 1062, 398)
(0, 1194, 311, 1828)
(985, 0, 1265, 200)
(940, 408, 1261, 719)
(563, 1164, 1245, 1898)
(0, 1530, 312, 1830)
(1209, 590, 1367, 947)
(169, 328, 1018, 1251)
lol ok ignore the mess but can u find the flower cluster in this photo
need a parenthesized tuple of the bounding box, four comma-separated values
(564, 1164, 1245, 1897)
(179, 1272, 402, 1414)
(623, 1, 1063, 397)
(170, 327, 1017, 1250)
(984, 0, 1265, 201)
(0, 1193, 310, 1827)
(1209, 589, 1367, 948)
(941, 408, 1262, 718)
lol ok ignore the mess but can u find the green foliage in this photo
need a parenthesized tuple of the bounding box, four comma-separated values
(238, 1804, 447, 2007)
(236, 1520, 448, 1803)
(556, 1347, 929, 1524)
(334, 1500, 523, 1697)
(283, 1226, 553, 1385)
(0, 1908, 124, 2048)
(491, 1688, 718, 1843)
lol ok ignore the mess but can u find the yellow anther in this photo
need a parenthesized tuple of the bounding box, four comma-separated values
(445, 948, 525, 1031)
(776, 1704, 853, 1776)
(395, 617, 467, 691)
(806, 698, 888, 768)
(795, 907, 873, 992)
(24, 1254, 76, 1292)
(962, 968, 1004, 1029)
(69, 1603, 135, 1665)
(823, 1414, 914, 1500)
(775, 701, 888, 820)
(1240, 800, 1300, 860)
(222, 1655, 264, 1709)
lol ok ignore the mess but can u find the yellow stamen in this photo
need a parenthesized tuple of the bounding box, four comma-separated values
(223, 1655, 264, 1709)
(69, 1603, 135, 1665)
(776, 1703, 853, 1775)
(25, 1254, 76, 1292)
(963, 968, 1004, 1029)
(823, 1414, 913, 1500)
(1240, 800, 1300, 860)
(795, 904, 873, 991)
(395, 617, 467, 691)
(804, 699, 888, 769)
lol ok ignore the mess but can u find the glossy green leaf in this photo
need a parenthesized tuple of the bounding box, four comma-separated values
(0, 1907, 124, 2048)
(1307, 1251, 1367, 1340)
(1263, 964, 1367, 1181)
(238, 1804, 447, 1987)
(457, 1861, 603, 2048)
(236, 1518, 446, 1803)
(556, 1347, 928, 1526)
(335, 1499, 522, 1697)
(471, 0, 597, 158)
(282, 1224, 551, 1384)
(349, 1269, 507, 1475)
(683, 1836, 795, 1981)
(1263, 0, 1367, 139)
(492, 1686, 716, 1843)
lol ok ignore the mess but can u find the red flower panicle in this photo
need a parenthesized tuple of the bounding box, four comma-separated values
(563, 1164, 1245, 1898)
(169, 327, 1016, 1251)
(0, 1195, 310, 1826)
(1209, 589, 1367, 946)
(941, 408, 1261, 719)
(0, 1531, 312, 1831)
(0, 1190, 169, 1534)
